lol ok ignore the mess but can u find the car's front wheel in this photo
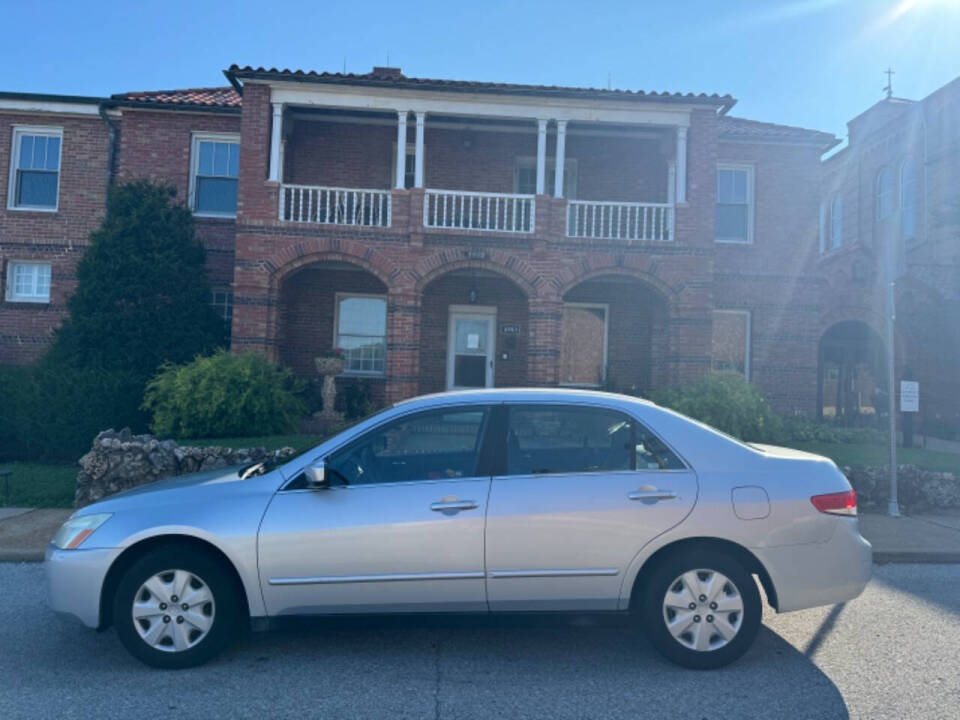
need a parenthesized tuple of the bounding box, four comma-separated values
(640, 548, 761, 669)
(113, 546, 242, 668)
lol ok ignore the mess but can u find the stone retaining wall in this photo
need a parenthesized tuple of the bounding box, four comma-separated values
(842, 465, 960, 512)
(75, 429, 296, 507)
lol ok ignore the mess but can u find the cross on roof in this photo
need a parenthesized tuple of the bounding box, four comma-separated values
(883, 68, 895, 99)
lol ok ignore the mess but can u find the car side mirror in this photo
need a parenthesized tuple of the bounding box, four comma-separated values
(305, 462, 328, 489)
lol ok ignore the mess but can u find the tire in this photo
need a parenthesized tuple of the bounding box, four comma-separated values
(639, 547, 761, 670)
(113, 545, 242, 669)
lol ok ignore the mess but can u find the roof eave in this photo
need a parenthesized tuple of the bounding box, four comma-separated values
(227, 67, 735, 112)
(104, 98, 241, 114)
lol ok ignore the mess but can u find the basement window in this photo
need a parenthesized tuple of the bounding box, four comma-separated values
(6, 261, 51, 303)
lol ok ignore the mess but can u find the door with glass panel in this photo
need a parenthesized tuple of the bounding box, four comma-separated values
(485, 404, 698, 611)
(257, 406, 493, 615)
(447, 306, 495, 390)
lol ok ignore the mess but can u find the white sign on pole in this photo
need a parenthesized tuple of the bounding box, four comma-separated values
(900, 381, 919, 413)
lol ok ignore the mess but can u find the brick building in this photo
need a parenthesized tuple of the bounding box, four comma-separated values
(820, 78, 960, 434)
(6, 65, 952, 426)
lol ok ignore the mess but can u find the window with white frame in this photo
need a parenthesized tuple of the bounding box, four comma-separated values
(901, 158, 918, 242)
(210, 288, 234, 336)
(711, 310, 751, 379)
(514, 157, 577, 198)
(559, 302, 608, 386)
(5, 261, 51, 303)
(190, 134, 240, 216)
(875, 166, 894, 220)
(8, 127, 62, 210)
(715, 165, 753, 243)
(335, 294, 387, 375)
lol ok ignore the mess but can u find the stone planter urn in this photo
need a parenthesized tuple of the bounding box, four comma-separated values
(313, 355, 345, 424)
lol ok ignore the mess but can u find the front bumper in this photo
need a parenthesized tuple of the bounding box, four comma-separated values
(45, 545, 119, 629)
(756, 518, 872, 613)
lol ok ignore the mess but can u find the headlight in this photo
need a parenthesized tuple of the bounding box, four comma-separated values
(52, 513, 113, 550)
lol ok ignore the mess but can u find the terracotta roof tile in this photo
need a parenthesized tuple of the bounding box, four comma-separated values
(113, 87, 241, 108)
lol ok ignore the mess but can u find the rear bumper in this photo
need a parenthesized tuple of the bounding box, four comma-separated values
(45, 545, 118, 629)
(756, 518, 872, 613)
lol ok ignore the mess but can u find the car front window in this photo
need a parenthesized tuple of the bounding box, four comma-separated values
(325, 407, 489, 486)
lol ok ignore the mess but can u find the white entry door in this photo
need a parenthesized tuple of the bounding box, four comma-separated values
(447, 306, 496, 390)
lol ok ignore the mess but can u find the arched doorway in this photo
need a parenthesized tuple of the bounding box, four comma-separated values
(561, 274, 669, 394)
(817, 321, 886, 426)
(419, 269, 529, 394)
(277, 260, 390, 407)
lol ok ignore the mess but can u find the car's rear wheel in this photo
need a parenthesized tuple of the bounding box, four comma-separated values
(640, 548, 761, 669)
(113, 546, 241, 669)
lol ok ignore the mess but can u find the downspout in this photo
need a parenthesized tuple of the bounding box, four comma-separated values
(98, 101, 118, 205)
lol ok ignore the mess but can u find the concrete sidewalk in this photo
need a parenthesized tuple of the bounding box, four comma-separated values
(2, 505, 960, 564)
(0, 508, 71, 562)
(860, 509, 960, 563)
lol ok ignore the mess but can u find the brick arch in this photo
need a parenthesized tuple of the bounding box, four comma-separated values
(554, 263, 676, 303)
(412, 250, 543, 298)
(264, 237, 396, 291)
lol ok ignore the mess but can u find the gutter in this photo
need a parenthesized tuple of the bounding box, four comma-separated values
(98, 102, 118, 201)
(223, 68, 243, 96)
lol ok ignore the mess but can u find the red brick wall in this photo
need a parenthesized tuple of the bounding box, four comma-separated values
(0, 111, 110, 363)
(714, 139, 825, 413)
(115, 108, 241, 284)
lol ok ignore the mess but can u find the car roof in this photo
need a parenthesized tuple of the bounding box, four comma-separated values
(393, 387, 657, 409)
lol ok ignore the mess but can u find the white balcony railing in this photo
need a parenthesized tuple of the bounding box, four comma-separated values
(424, 190, 535, 233)
(279, 184, 392, 227)
(566, 200, 673, 242)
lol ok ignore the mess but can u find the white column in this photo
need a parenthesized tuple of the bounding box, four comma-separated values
(395, 111, 409, 190)
(554, 120, 567, 198)
(675, 126, 688, 204)
(269, 103, 283, 183)
(535, 118, 548, 195)
(414, 111, 426, 188)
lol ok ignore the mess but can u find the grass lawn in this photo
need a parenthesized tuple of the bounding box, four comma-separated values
(787, 442, 960, 474)
(0, 462, 78, 508)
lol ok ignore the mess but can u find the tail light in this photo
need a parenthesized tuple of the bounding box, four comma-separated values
(811, 489, 858, 516)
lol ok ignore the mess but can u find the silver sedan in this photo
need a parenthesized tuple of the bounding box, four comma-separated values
(46, 389, 871, 669)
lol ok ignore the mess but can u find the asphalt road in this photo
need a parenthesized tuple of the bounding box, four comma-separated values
(0, 563, 957, 720)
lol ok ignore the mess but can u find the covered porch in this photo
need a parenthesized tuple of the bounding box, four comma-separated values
(270, 103, 686, 241)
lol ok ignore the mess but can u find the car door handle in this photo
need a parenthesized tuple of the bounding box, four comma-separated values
(430, 499, 478, 513)
(628, 489, 677, 502)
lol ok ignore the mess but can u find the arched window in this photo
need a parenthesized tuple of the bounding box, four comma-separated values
(819, 202, 826, 253)
(830, 194, 843, 249)
(901, 158, 918, 241)
(876, 166, 894, 220)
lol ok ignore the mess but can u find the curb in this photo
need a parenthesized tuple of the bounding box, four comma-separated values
(0, 550, 45, 563)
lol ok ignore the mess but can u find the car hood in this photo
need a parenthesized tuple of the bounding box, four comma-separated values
(78, 465, 260, 514)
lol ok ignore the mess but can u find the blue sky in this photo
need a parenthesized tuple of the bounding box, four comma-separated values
(4, 0, 959, 141)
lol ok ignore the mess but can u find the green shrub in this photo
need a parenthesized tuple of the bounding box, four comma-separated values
(652, 373, 777, 441)
(1, 364, 144, 463)
(143, 351, 305, 438)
